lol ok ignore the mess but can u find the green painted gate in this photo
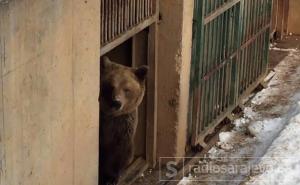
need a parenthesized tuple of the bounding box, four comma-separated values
(189, 0, 272, 146)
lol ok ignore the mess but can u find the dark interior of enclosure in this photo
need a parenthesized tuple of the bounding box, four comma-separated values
(99, 28, 149, 165)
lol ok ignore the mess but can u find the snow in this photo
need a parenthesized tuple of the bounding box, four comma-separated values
(246, 101, 300, 185)
(177, 47, 300, 185)
(269, 47, 298, 52)
(247, 118, 284, 138)
(219, 132, 235, 143)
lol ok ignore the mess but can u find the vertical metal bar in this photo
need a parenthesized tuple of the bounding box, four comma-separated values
(112, 0, 116, 38)
(138, 0, 141, 22)
(245, 48, 249, 91)
(108, 0, 111, 41)
(133, 0, 136, 26)
(122, 0, 125, 32)
(221, 64, 226, 112)
(125, 0, 128, 29)
(246, 0, 251, 41)
(225, 60, 230, 107)
(218, 13, 225, 114)
(143, 0, 145, 19)
(253, 40, 257, 82)
(248, 43, 253, 86)
(257, 34, 262, 76)
(243, 47, 248, 90)
(140, 0, 143, 21)
(258, 34, 263, 77)
(215, 16, 221, 116)
(240, 56, 244, 95)
(190, 0, 206, 144)
(132, 0, 135, 25)
(251, 0, 255, 37)
(149, 0, 153, 15)
(101, 0, 104, 44)
(205, 0, 210, 16)
(252, 40, 256, 83)
(257, 0, 261, 31)
(257, 35, 261, 79)
(145, 0, 149, 17)
(117, 0, 120, 34)
(247, 43, 252, 86)
(199, 83, 205, 132)
(229, 58, 234, 106)
(253, 37, 258, 81)
(253, 0, 257, 35)
(104, 0, 108, 43)
(209, 20, 216, 123)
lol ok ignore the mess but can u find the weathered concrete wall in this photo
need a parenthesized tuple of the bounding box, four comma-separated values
(0, 0, 100, 185)
(288, 0, 300, 34)
(157, 0, 194, 161)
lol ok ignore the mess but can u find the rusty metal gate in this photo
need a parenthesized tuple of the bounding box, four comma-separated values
(100, 0, 157, 56)
(189, 0, 272, 146)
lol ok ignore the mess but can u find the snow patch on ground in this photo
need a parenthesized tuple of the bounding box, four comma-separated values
(246, 101, 300, 185)
(219, 132, 235, 143)
(269, 47, 298, 52)
(247, 118, 284, 138)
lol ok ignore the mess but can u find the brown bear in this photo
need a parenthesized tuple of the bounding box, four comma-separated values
(99, 56, 148, 185)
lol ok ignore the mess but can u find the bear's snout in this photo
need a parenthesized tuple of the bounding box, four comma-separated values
(111, 100, 122, 110)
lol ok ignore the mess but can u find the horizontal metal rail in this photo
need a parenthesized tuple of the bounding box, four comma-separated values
(204, 0, 240, 24)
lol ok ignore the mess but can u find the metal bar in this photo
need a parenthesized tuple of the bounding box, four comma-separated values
(101, 0, 158, 48)
(204, 0, 240, 24)
(189, 0, 272, 147)
(101, 16, 157, 56)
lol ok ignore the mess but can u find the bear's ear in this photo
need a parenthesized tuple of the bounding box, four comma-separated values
(101, 56, 113, 70)
(135, 65, 149, 81)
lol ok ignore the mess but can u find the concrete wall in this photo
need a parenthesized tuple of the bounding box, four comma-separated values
(288, 0, 300, 34)
(157, 0, 194, 161)
(0, 1, 100, 185)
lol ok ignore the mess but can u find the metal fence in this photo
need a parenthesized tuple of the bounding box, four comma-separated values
(189, 0, 272, 146)
(101, 0, 156, 47)
(271, 0, 289, 40)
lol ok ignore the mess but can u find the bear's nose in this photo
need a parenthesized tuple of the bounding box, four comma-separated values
(112, 100, 122, 110)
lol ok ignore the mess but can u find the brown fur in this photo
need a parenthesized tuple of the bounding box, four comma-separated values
(100, 57, 148, 185)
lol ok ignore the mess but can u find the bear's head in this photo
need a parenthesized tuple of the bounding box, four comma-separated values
(100, 56, 148, 116)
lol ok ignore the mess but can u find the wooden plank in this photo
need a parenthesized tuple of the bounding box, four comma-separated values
(146, 21, 158, 168)
(132, 31, 147, 158)
(120, 157, 149, 185)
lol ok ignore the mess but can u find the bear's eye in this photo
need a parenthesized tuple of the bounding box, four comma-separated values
(124, 88, 131, 95)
